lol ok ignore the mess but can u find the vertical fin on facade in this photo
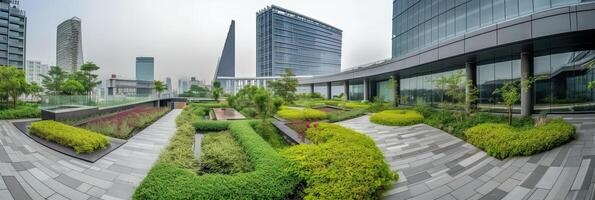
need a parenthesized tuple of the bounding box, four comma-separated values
(214, 20, 236, 81)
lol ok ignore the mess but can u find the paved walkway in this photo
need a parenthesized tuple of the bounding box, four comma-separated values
(338, 115, 595, 200)
(0, 109, 181, 200)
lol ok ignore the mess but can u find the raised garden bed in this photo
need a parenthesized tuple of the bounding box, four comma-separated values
(81, 106, 170, 139)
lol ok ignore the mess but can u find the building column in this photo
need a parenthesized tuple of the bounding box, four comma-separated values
(310, 84, 315, 95)
(344, 80, 350, 100)
(465, 62, 477, 112)
(369, 80, 377, 102)
(363, 79, 369, 101)
(326, 82, 332, 99)
(521, 52, 534, 116)
(394, 73, 401, 107)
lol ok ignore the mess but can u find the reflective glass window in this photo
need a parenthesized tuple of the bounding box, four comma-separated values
(455, 5, 466, 35)
(505, 0, 519, 19)
(467, 0, 480, 30)
(534, 0, 551, 11)
(447, 9, 456, 37)
(481, 0, 493, 27)
(519, 0, 533, 15)
(439, 13, 447, 40)
(493, 0, 506, 23)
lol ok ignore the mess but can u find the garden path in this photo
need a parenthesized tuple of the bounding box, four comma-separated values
(338, 114, 595, 200)
(0, 109, 181, 200)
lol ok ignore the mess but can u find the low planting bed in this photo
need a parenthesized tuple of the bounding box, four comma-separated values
(276, 107, 327, 121)
(281, 123, 397, 199)
(29, 120, 109, 154)
(0, 104, 40, 119)
(198, 131, 252, 174)
(82, 106, 170, 139)
(465, 119, 575, 159)
(327, 109, 368, 123)
(370, 110, 424, 126)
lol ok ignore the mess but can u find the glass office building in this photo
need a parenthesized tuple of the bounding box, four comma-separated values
(57, 17, 83, 73)
(136, 57, 154, 81)
(256, 5, 342, 77)
(0, 1, 26, 69)
(298, 1, 595, 114)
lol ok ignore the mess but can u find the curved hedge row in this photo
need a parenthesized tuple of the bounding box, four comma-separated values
(282, 123, 397, 199)
(133, 120, 299, 199)
(29, 120, 109, 154)
(465, 119, 575, 159)
(276, 107, 327, 120)
(370, 110, 424, 126)
(338, 102, 370, 109)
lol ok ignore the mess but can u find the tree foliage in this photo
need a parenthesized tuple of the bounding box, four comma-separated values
(268, 69, 298, 104)
(0, 66, 29, 108)
(493, 81, 520, 125)
(154, 80, 167, 98)
(211, 80, 223, 101)
(41, 66, 67, 95)
(179, 85, 209, 97)
(76, 62, 102, 94)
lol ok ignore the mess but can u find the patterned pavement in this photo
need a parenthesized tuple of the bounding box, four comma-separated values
(0, 109, 181, 200)
(338, 114, 595, 200)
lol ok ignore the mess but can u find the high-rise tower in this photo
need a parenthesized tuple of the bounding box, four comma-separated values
(56, 17, 83, 73)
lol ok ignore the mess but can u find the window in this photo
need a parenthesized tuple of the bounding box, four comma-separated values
(447, 9, 456, 37)
(439, 13, 447, 40)
(519, 0, 533, 15)
(534, 0, 551, 11)
(481, 0, 493, 27)
(493, 0, 506, 23)
(467, 0, 480, 30)
(505, 0, 519, 19)
(455, 5, 466, 35)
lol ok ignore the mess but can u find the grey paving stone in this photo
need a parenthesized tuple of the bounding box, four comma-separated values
(476, 180, 500, 195)
(55, 174, 83, 189)
(501, 186, 530, 200)
(527, 188, 550, 200)
(10, 162, 33, 171)
(535, 167, 562, 189)
(470, 164, 495, 179)
(520, 165, 549, 188)
(2, 176, 31, 200)
(479, 188, 507, 200)
(408, 183, 430, 196)
(409, 185, 452, 200)
(0, 190, 14, 200)
(448, 175, 473, 190)
(407, 172, 431, 184)
(451, 179, 483, 200)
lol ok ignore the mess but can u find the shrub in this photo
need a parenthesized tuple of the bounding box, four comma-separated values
(276, 108, 327, 120)
(465, 119, 575, 159)
(370, 110, 424, 126)
(422, 110, 534, 139)
(29, 120, 109, 154)
(327, 109, 368, 122)
(193, 120, 230, 132)
(176, 105, 207, 127)
(199, 131, 252, 174)
(83, 107, 170, 139)
(158, 123, 198, 169)
(338, 102, 370, 109)
(282, 123, 397, 199)
(240, 107, 257, 118)
(133, 121, 299, 199)
(189, 102, 228, 108)
(0, 105, 40, 119)
(249, 120, 289, 150)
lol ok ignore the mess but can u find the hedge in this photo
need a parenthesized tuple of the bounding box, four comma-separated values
(276, 108, 327, 120)
(176, 105, 208, 127)
(465, 119, 575, 159)
(29, 120, 109, 154)
(327, 109, 368, 122)
(282, 123, 397, 199)
(193, 120, 231, 132)
(370, 110, 424, 126)
(199, 131, 252, 174)
(338, 102, 370, 109)
(133, 121, 299, 199)
(0, 105, 40, 119)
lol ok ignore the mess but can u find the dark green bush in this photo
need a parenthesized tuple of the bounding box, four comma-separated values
(199, 131, 252, 174)
(133, 121, 299, 199)
(29, 120, 109, 154)
(327, 109, 368, 122)
(193, 120, 230, 132)
(422, 110, 533, 139)
(465, 119, 575, 159)
(281, 123, 397, 199)
(176, 105, 207, 127)
(249, 120, 289, 150)
(158, 123, 198, 169)
(0, 105, 40, 119)
(189, 102, 228, 108)
(240, 107, 257, 118)
(370, 110, 424, 126)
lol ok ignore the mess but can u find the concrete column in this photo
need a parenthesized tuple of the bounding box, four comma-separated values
(326, 82, 332, 99)
(394, 73, 401, 107)
(344, 80, 350, 100)
(465, 62, 477, 112)
(363, 79, 369, 101)
(310, 84, 315, 95)
(521, 52, 534, 116)
(370, 80, 377, 101)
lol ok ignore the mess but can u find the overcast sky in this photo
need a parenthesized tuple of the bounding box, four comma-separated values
(22, 0, 391, 90)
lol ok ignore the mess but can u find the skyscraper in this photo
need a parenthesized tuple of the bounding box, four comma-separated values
(256, 5, 342, 77)
(56, 17, 83, 73)
(136, 57, 154, 81)
(25, 60, 49, 84)
(165, 77, 172, 93)
(0, 1, 26, 69)
(213, 20, 235, 81)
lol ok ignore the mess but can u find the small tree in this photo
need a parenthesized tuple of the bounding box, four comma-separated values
(493, 81, 520, 125)
(154, 80, 167, 99)
(585, 60, 595, 89)
(61, 79, 85, 95)
(0, 66, 29, 108)
(268, 69, 298, 104)
(465, 80, 479, 113)
(211, 80, 223, 101)
(77, 62, 102, 95)
(253, 88, 273, 122)
(389, 76, 399, 107)
(41, 66, 67, 95)
(27, 82, 43, 102)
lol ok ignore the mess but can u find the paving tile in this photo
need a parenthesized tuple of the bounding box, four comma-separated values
(479, 188, 507, 200)
(527, 188, 550, 200)
(571, 158, 591, 190)
(546, 167, 578, 200)
(2, 176, 31, 200)
(520, 165, 549, 188)
(407, 172, 431, 184)
(55, 174, 83, 189)
(0, 190, 14, 200)
(535, 167, 562, 189)
(476, 180, 500, 195)
(501, 186, 530, 200)
(409, 185, 452, 200)
(451, 179, 483, 200)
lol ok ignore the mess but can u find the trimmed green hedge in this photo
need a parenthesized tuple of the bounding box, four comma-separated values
(276, 108, 327, 120)
(193, 120, 231, 132)
(133, 121, 299, 199)
(282, 123, 397, 199)
(176, 105, 207, 127)
(29, 120, 109, 154)
(327, 109, 368, 122)
(0, 105, 40, 119)
(465, 119, 575, 159)
(199, 131, 252, 174)
(370, 110, 424, 126)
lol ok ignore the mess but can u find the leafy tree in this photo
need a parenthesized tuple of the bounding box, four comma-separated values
(465, 80, 479, 113)
(211, 80, 223, 101)
(61, 79, 85, 95)
(253, 89, 273, 121)
(268, 69, 298, 104)
(585, 60, 595, 89)
(493, 81, 520, 125)
(154, 80, 167, 99)
(389, 75, 399, 106)
(27, 82, 43, 101)
(180, 85, 210, 97)
(77, 62, 102, 94)
(41, 66, 67, 95)
(0, 66, 29, 108)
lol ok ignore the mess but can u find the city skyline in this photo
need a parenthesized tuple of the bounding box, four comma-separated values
(21, 0, 391, 90)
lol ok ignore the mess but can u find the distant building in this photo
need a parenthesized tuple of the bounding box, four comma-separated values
(106, 74, 154, 96)
(218, 76, 310, 95)
(165, 77, 172, 93)
(56, 17, 83, 73)
(136, 57, 154, 81)
(0, 1, 26, 69)
(190, 77, 206, 87)
(256, 5, 342, 77)
(178, 78, 190, 94)
(213, 20, 235, 81)
(25, 60, 49, 84)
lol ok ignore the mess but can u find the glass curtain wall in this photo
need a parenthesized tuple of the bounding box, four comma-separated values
(349, 80, 364, 101)
(476, 57, 521, 112)
(313, 83, 328, 99)
(399, 69, 465, 106)
(392, 0, 587, 58)
(331, 82, 345, 99)
(377, 80, 395, 102)
(297, 85, 310, 95)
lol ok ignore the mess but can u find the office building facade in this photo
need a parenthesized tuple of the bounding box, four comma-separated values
(25, 60, 49, 84)
(299, 1, 595, 114)
(256, 5, 343, 77)
(56, 17, 83, 73)
(0, 1, 26, 69)
(136, 57, 154, 81)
